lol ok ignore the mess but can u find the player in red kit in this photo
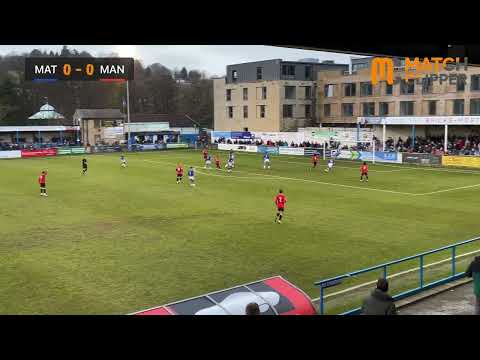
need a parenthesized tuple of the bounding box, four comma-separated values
(202, 148, 209, 161)
(274, 189, 287, 224)
(360, 162, 369, 182)
(176, 163, 184, 183)
(38, 170, 48, 197)
(312, 154, 319, 168)
(214, 155, 221, 169)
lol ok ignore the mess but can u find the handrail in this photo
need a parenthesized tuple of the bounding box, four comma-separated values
(315, 236, 480, 287)
(315, 235, 480, 315)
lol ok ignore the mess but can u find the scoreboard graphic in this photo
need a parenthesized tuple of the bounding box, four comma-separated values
(25, 57, 134, 82)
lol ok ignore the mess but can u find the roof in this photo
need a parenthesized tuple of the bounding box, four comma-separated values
(28, 103, 65, 120)
(128, 114, 199, 128)
(73, 108, 124, 120)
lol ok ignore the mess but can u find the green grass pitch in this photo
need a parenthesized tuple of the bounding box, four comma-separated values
(1, 149, 480, 314)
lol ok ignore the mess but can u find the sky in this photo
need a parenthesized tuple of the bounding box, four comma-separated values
(0, 45, 364, 77)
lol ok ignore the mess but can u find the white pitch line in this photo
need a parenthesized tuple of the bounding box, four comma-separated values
(143, 158, 480, 196)
(143, 159, 416, 196)
(312, 248, 480, 302)
(417, 183, 480, 196)
(272, 159, 407, 173)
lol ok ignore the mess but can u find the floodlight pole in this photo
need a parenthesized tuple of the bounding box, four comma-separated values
(126, 80, 131, 150)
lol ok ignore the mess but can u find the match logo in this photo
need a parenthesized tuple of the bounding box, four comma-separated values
(371, 57, 468, 85)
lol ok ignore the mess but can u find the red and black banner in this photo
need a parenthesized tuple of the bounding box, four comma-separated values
(132, 276, 317, 316)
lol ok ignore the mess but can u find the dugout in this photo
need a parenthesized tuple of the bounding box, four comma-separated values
(131, 276, 317, 315)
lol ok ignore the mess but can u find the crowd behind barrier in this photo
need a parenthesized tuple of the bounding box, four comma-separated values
(384, 134, 480, 155)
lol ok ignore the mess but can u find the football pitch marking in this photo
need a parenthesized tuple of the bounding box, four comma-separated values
(142, 159, 417, 196)
(417, 183, 480, 196)
(143, 158, 480, 196)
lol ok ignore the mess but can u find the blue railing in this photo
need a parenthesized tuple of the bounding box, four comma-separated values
(315, 236, 480, 315)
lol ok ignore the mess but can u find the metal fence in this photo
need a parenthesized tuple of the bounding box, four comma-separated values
(315, 236, 480, 315)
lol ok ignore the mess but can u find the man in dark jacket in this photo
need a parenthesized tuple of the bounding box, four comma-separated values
(361, 278, 397, 315)
(466, 256, 480, 315)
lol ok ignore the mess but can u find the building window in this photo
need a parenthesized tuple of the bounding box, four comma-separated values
(400, 101, 414, 115)
(243, 88, 248, 101)
(232, 70, 238, 82)
(470, 99, 480, 114)
(422, 78, 433, 94)
(342, 103, 354, 116)
(228, 106, 233, 119)
(305, 86, 312, 99)
(243, 106, 248, 118)
(379, 102, 389, 116)
(471, 75, 480, 91)
(285, 86, 296, 99)
(262, 86, 267, 100)
(457, 77, 466, 92)
(360, 82, 373, 96)
(324, 104, 331, 117)
(305, 66, 312, 79)
(453, 99, 464, 115)
(305, 104, 312, 118)
(428, 100, 437, 115)
(94, 120, 101, 128)
(385, 83, 393, 95)
(352, 63, 368, 71)
(400, 79, 415, 95)
(259, 105, 266, 118)
(324, 84, 334, 97)
(344, 83, 356, 97)
(257, 67, 263, 80)
(362, 102, 375, 116)
(283, 104, 294, 118)
(282, 65, 295, 76)
(226, 89, 232, 101)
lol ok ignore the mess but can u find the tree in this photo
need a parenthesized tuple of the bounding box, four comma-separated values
(180, 67, 188, 80)
(60, 45, 71, 57)
(29, 49, 43, 57)
(188, 70, 202, 82)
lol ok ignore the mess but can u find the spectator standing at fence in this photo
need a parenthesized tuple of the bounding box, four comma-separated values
(245, 302, 260, 315)
(361, 278, 397, 315)
(466, 256, 480, 315)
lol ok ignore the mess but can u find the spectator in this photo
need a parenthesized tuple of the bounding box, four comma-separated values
(466, 256, 480, 315)
(245, 302, 260, 315)
(361, 278, 397, 315)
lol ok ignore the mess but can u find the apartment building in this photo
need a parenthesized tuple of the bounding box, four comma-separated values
(317, 57, 480, 138)
(214, 59, 348, 132)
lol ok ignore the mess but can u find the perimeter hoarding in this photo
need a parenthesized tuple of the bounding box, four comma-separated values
(132, 276, 317, 315)
(442, 155, 480, 169)
(166, 143, 188, 149)
(278, 147, 305, 156)
(21, 148, 57, 158)
(57, 147, 86, 155)
(218, 143, 258, 153)
(402, 153, 441, 166)
(0, 150, 21, 159)
(257, 145, 279, 155)
(334, 150, 402, 163)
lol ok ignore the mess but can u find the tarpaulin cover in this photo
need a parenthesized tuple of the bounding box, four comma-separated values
(132, 276, 317, 315)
